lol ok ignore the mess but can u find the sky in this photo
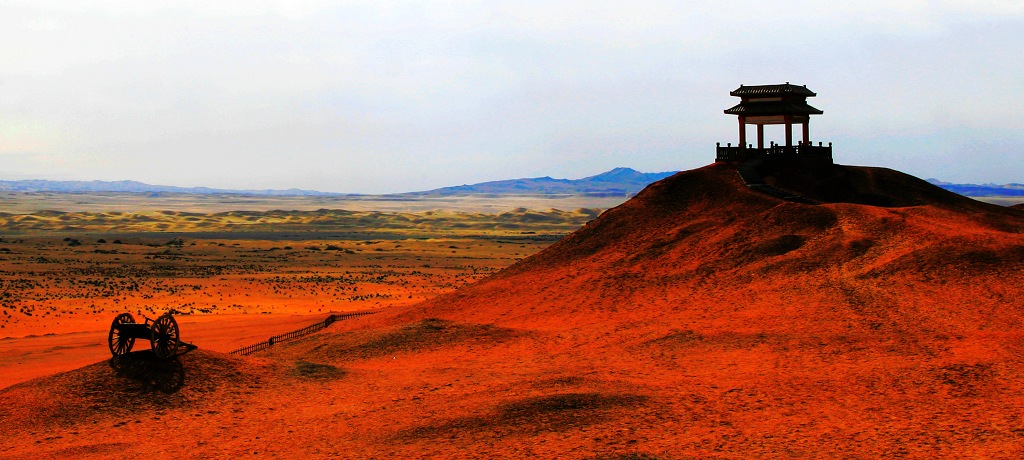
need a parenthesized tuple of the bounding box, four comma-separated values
(1, 1, 1022, 193)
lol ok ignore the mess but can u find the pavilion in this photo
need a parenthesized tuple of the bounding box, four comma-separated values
(716, 83, 832, 163)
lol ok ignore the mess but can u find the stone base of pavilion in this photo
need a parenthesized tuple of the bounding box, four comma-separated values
(715, 142, 833, 163)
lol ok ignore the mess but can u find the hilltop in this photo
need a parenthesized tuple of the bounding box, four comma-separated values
(2, 161, 1024, 458)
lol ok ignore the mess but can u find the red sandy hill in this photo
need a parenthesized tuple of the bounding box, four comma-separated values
(3, 161, 1024, 459)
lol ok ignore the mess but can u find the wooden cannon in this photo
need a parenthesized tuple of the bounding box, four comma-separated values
(107, 312, 196, 359)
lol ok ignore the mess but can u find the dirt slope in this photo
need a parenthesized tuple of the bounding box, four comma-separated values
(4, 162, 1024, 458)
(403, 162, 1024, 330)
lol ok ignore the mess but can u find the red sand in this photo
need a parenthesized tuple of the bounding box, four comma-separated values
(0, 235, 546, 389)
(0, 313, 332, 389)
(3, 162, 1024, 458)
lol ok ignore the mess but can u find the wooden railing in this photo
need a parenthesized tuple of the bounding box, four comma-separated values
(716, 142, 832, 162)
(228, 310, 377, 356)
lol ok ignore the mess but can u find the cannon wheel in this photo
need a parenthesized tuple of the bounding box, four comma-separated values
(108, 313, 136, 357)
(150, 314, 180, 359)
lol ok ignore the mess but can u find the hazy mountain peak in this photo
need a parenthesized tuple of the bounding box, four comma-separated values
(409, 168, 679, 196)
(583, 167, 674, 183)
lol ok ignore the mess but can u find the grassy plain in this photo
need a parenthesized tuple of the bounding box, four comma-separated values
(0, 193, 611, 389)
(0, 190, 629, 213)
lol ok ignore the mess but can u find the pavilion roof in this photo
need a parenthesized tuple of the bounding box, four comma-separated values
(724, 101, 823, 116)
(730, 83, 816, 98)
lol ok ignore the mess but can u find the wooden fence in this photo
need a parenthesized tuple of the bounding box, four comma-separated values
(715, 142, 833, 162)
(228, 311, 376, 356)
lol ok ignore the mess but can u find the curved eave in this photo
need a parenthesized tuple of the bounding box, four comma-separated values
(724, 102, 823, 116)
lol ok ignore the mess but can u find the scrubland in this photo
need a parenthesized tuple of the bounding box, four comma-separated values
(0, 207, 595, 389)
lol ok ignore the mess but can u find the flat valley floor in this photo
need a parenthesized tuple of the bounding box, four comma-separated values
(0, 200, 590, 389)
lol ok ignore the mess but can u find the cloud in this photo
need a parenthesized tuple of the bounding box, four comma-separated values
(0, 1, 1022, 192)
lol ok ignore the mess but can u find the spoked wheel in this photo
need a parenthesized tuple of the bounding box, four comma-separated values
(108, 313, 136, 357)
(150, 314, 180, 359)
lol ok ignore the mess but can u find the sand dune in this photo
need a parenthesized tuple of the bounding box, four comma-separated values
(0, 208, 601, 235)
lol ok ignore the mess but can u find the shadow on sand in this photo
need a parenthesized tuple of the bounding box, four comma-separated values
(108, 350, 189, 394)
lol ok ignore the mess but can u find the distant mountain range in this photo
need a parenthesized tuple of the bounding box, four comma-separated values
(0, 179, 337, 196)
(926, 179, 1024, 197)
(405, 167, 677, 197)
(0, 168, 676, 197)
(1, 170, 1020, 198)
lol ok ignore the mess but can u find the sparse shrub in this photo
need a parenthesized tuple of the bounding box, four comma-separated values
(293, 361, 344, 380)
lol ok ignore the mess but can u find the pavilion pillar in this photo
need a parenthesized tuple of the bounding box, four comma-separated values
(784, 115, 793, 147)
(721, 83, 827, 161)
(738, 116, 746, 150)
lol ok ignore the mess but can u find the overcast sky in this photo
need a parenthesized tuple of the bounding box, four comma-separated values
(1, 1, 1022, 193)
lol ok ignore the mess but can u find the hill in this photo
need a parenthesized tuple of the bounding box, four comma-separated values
(406, 167, 677, 196)
(0, 179, 337, 196)
(928, 178, 1024, 197)
(3, 160, 1024, 458)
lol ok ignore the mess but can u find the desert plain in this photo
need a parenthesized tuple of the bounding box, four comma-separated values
(2, 162, 1024, 458)
(0, 196, 600, 389)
